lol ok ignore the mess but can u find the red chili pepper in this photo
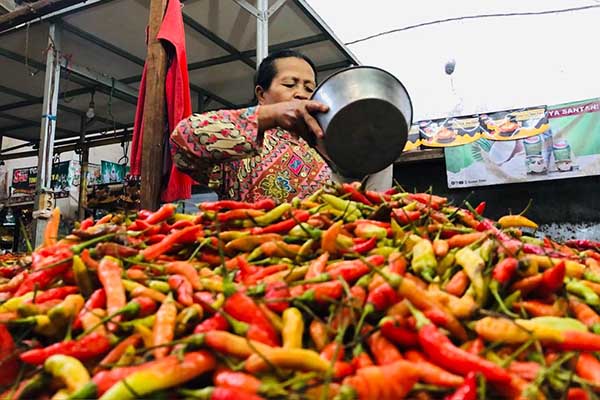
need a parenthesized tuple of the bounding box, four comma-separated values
(392, 208, 421, 225)
(298, 281, 344, 303)
(379, 316, 419, 347)
(507, 361, 541, 381)
(0, 265, 22, 279)
(20, 332, 110, 364)
(411, 308, 511, 383)
(98, 256, 126, 328)
(364, 190, 391, 204)
(217, 209, 265, 223)
(129, 219, 160, 234)
(407, 193, 447, 210)
(567, 388, 591, 400)
(444, 270, 469, 297)
(73, 288, 106, 330)
(213, 369, 263, 394)
(465, 337, 484, 355)
(512, 300, 560, 317)
(320, 342, 344, 362)
(144, 203, 177, 225)
(79, 218, 94, 231)
(575, 353, 600, 386)
(351, 350, 374, 370)
(141, 225, 203, 261)
(31, 286, 79, 304)
(491, 257, 519, 284)
(474, 201, 486, 216)
(223, 293, 279, 346)
(350, 237, 377, 254)
(342, 182, 373, 206)
(445, 371, 477, 400)
(200, 199, 276, 212)
(368, 331, 403, 365)
(168, 274, 194, 306)
(566, 239, 600, 251)
(306, 253, 329, 280)
(209, 387, 266, 400)
(0, 271, 27, 293)
(169, 219, 195, 231)
(404, 350, 464, 388)
(325, 258, 377, 284)
(95, 333, 142, 374)
(0, 324, 19, 386)
(194, 314, 230, 334)
(243, 264, 288, 285)
(250, 210, 310, 235)
(539, 260, 566, 294)
(264, 282, 290, 313)
(95, 242, 139, 258)
(14, 259, 72, 297)
(137, 209, 152, 220)
(80, 249, 100, 271)
(367, 282, 398, 312)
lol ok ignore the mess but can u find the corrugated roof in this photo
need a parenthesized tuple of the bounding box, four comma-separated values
(0, 0, 358, 148)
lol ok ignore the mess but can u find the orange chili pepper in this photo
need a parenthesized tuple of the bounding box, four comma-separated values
(152, 294, 177, 359)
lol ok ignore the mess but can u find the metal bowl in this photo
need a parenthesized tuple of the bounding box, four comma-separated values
(311, 66, 413, 178)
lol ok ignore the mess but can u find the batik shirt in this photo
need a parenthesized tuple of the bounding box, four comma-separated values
(170, 106, 334, 203)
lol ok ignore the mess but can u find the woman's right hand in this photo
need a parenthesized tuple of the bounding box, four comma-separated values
(258, 100, 329, 143)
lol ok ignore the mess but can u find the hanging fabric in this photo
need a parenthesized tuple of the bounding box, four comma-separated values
(131, 0, 193, 202)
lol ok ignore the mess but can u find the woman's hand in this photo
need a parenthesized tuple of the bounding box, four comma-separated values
(258, 100, 329, 142)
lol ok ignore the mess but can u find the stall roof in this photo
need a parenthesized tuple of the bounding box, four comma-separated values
(0, 0, 359, 147)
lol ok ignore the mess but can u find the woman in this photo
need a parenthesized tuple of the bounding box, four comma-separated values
(171, 49, 393, 203)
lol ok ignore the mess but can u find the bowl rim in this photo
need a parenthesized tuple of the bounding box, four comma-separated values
(311, 65, 414, 123)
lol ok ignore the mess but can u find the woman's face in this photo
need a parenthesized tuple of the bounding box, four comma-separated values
(256, 57, 316, 105)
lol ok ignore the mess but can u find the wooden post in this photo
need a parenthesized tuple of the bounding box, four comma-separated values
(140, 0, 168, 210)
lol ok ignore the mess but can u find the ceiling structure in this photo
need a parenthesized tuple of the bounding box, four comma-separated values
(0, 0, 359, 156)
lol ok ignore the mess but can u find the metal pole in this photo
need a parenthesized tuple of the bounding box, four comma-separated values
(77, 115, 89, 220)
(33, 23, 61, 247)
(256, 0, 268, 67)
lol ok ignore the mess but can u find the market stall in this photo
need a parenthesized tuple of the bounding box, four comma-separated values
(0, 183, 599, 398)
(0, 0, 358, 248)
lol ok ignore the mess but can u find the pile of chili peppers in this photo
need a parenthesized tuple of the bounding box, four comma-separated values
(2, 182, 600, 399)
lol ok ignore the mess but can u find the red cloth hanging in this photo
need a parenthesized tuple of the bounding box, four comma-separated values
(131, 0, 192, 202)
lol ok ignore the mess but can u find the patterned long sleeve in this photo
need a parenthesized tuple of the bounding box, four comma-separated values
(170, 107, 263, 187)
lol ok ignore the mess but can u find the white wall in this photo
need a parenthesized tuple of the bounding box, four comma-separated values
(308, 0, 600, 120)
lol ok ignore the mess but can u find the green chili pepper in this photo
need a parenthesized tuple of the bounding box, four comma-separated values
(148, 280, 171, 294)
(254, 203, 292, 226)
(119, 315, 156, 331)
(411, 237, 437, 282)
(288, 223, 321, 239)
(436, 251, 456, 276)
(476, 239, 495, 263)
(45, 354, 90, 394)
(175, 305, 203, 336)
(583, 271, 600, 284)
(320, 194, 361, 222)
(456, 247, 486, 304)
(72, 255, 94, 298)
(566, 279, 600, 306)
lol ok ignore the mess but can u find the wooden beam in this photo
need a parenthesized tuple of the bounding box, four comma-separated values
(140, 0, 167, 210)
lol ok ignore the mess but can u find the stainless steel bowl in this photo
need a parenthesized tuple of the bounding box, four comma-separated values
(311, 66, 413, 178)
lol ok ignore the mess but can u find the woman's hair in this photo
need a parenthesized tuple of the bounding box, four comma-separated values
(254, 49, 317, 91)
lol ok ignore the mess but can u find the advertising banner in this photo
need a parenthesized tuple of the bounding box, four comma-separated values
(101, 161, 127, 184)
(11, 161, 71, 198)
(445, 98, 600, 188)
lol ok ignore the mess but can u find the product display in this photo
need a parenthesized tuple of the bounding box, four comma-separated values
(0, 183, 599, 399)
